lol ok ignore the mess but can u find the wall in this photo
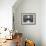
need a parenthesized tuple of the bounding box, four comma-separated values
(13, 0, 46, 46)
(0, 0, 16, 30)
(41, 0, 46, 46)
(13, 0, 41, 46)
(0, 0, 17, 39)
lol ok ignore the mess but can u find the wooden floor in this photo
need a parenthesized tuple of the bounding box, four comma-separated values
(0, 33, 23, 46)
(0, 39, 16, 46)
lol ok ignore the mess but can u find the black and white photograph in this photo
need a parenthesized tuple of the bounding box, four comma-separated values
(21, 13, 36, 25)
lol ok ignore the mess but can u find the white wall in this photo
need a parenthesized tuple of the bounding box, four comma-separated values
(41, 0, 46, 46)
(0, 0, 16, 29)
(13, 0, 46, 46)
(13, 0, 41, 46)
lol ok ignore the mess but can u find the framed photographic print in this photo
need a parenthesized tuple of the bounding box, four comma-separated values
(21, 13, 36, 25)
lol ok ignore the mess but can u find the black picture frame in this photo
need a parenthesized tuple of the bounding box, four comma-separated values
(21, 13, 36, 25)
